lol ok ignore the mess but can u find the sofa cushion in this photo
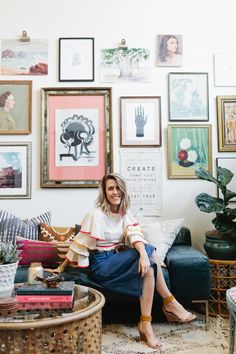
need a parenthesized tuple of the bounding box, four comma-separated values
(16, 237, 58, 266)
(0, 210, 52, 243)
(39, 224, 77, 242)
(142, 218, 184, 263)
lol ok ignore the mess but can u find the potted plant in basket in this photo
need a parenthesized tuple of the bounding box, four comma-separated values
(0, 242, 21, 298)
(195, 166, 236, 260)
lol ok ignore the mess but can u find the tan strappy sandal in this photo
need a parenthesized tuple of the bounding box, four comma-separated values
(162, 294, 196, 323)
(137, 315, 162, 350)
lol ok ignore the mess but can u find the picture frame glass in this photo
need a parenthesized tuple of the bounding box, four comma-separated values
(217, 96, 236, 152)
(168, 72, 209, 121)
(41, 88, 112, 188)
(0, 142, 31, 199)
(168, 125, 212, 179)
(59, 38, 94, 81)
(120, 96, 161, 146)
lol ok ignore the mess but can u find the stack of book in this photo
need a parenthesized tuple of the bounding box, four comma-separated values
(16, 281, 75, 311)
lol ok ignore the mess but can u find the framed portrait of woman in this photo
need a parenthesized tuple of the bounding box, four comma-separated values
(156, 34, 183, 67)
(0, 80, 32, 135)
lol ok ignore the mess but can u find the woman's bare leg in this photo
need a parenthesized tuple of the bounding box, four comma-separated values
(139, 267, 162, 349)
(151, 251, 196, 321)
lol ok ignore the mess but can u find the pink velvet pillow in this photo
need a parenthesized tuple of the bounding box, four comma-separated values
(16, 237, 58, 266)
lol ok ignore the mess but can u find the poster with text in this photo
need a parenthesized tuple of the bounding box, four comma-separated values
(120, 148, 162, 219)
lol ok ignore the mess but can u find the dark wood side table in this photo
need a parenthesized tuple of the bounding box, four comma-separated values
(209, 259, 236, 317)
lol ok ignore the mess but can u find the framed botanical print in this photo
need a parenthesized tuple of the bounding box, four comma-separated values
(216, 157, 236, 202)
(120, 96, 162, 146)
(168, 72, 209, 121)
(217, 95, 236, 152)
(41, 87, 112, 188)
(167, 124, 212, 179)
(59, 38, 94, 81)
(0, 80, 32, 134)
(0, 142, 31, 199)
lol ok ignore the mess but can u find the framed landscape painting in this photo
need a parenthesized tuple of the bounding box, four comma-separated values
(167, 124, 212, 179)
(168, 72, 209, 121)
(0, 80, 32, 134)
(41, 87, 113, 188)
(0, 142, 31, 199)
(120, 96, 162, 146)
(217, 95, 236, 152)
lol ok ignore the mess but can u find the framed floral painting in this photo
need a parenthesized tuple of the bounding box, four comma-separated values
(167, 124, 212, 179)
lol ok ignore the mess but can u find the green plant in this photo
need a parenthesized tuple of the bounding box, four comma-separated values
(195, 167, 236, 236)
(0, 242, 21, 265)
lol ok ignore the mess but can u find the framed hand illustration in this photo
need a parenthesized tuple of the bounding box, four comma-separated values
(0, 142, 31, 199)
(120, 96, 162, 146)
(41, 87, 113, 188)
(217, 95, 236, 152)
(167, 124, 212, 179)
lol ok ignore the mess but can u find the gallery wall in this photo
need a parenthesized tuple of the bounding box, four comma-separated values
(0, 0, 235, 251)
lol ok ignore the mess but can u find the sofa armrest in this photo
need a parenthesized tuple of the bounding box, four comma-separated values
(173, 226, 191, 246)
(165, 245, 210, 301)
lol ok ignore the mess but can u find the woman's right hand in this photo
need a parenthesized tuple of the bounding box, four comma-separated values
(44, 267, 62, 274)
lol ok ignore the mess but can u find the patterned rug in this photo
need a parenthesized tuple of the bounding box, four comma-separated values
(102, 316, 229, 353)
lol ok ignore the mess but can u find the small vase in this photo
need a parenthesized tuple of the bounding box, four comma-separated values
(0, 262, 18, 299)
(204, 230, 236, 260)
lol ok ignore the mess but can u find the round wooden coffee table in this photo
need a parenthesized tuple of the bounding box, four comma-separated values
(0, 285, 105, 354)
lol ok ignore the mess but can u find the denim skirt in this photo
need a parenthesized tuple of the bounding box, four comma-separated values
(89, 244, 156, 298)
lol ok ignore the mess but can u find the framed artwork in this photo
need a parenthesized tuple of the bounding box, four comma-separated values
(0, 80, 32, 134)
(156, 34, 183, 67)
(216, 157, 236, 202)
(0, 142, 31, 199)
(167, 124, 212, 179)
(168, 72, 209, 121)
(100, 47, 150, 82)
(1, 39, 48, 75)
(41, 87, 112, 188)
(217, 95, 236, 152)
(214, 53, 236, 86)
(120, 96, 162, 147)
(59, 38, 94, 81)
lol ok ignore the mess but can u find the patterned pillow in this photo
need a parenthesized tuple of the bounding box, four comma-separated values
(39, 224, 77, 242)
(0, 210, 52, 244)
(16, 237, 58, 266)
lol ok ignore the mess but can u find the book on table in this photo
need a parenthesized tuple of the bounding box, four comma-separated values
(17, 301, 74, 311)
(16, 281, 75, 295)
(16, 294, 73, 303)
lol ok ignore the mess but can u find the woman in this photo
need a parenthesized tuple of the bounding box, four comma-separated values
(157, 35, 182, 66)
(0, 91, 16, 131)
(51, 173, 195, 350)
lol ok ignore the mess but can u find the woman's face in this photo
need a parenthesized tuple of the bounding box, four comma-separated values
(166, 37, 178, 54)
(5, 94, 15, 110)
(105, 179, 122, 212)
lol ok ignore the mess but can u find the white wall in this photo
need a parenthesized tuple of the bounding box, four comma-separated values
(0, 0, 235, 251)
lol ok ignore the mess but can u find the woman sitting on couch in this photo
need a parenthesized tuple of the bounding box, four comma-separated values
(49, 173, 195, 350)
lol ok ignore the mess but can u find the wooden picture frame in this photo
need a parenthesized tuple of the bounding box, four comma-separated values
(59, 38, 94, 82)
(0, 142, 31, 199)
(41, 87, 113, 188)
(120, 96, 162, 147)
(168, 72, 209, 122)
(0, 80, 32, 134)
(217, 95, 236, 152)
(216, 157, 236, 202)
(167, 124, 212, 179)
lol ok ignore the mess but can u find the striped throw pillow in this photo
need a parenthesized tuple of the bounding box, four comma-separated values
(0, 210, 52, 243)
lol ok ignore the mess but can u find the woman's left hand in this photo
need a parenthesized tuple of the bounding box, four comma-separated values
(138, 251, 151, 278)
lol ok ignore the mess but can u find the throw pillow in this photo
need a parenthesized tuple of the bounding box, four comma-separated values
(142, 218, 184, 263)
(39, 224, 77, 242)
(0, 210, 52, 244)
(16, 237, 58, 266)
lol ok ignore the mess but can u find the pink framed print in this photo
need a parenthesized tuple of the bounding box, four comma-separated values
(41, 87, 113, 188)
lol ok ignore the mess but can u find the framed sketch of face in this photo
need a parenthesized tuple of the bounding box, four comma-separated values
(156, 34, 183, 67)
